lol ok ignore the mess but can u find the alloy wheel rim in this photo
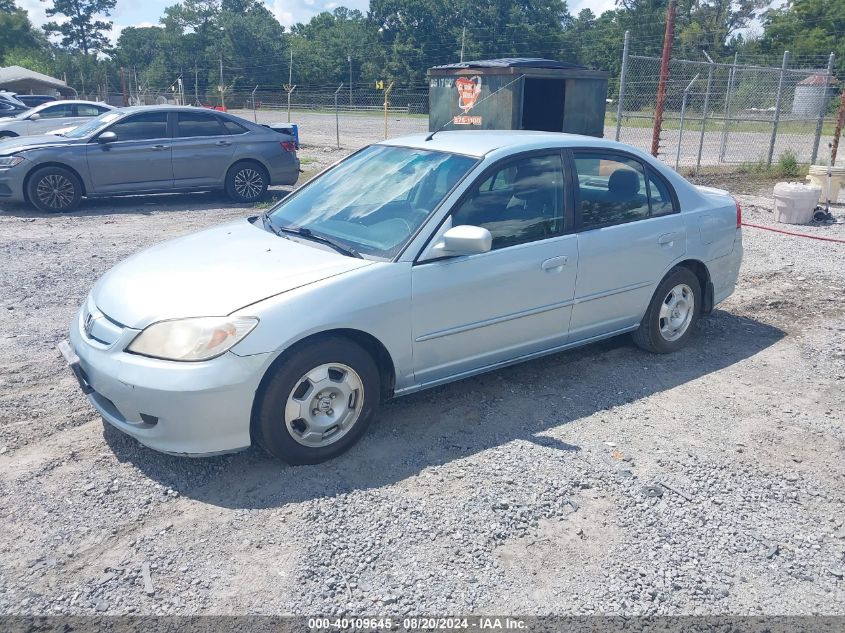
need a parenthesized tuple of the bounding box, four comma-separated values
(36, 174, 74, 209)
(234, 168, 263, 199)
(658, 283, 694, 342)
(284, 363, 364, 448)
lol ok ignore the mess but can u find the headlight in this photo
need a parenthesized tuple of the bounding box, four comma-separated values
(126, 317, 258, 361)
(0, 156, 24, 168)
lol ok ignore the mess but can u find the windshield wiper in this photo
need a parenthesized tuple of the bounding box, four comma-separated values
(264, 216, 362, 259)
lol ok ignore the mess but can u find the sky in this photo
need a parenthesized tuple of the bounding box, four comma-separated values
(17, 0, 618, 45)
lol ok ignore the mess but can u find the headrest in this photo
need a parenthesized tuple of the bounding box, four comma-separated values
(608, 169, 640, 197)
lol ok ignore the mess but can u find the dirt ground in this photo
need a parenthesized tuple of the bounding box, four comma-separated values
(0, 144, 844, 617)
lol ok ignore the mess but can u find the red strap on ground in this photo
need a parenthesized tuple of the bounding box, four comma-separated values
(742, 222, 845, 244)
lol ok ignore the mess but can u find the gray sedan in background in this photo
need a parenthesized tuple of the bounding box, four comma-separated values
(0, 105, 300, 212)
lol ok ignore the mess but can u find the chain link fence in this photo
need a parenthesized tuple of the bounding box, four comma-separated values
(614, 53, 839, 171)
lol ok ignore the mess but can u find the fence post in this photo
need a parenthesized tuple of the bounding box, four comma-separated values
(695, 52, 715, 175)
(767, 51, 790, 167)
(676, 74, 699, 171)
(719, 52, 739, 163)
(811, 52, 835, 165)
(831, 85, 845, 165)
(334, 82, 344, 149)
(651, 0, 676, 157)
(384, 82, 394, 139)
(615, 31, 630, 142)
(251, 85, 258, 123)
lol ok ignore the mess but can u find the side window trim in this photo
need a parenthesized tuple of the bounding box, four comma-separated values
(568, 147, 678, 232)
(413, 148, 571, 263)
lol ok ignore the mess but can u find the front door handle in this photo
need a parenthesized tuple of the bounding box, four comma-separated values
(215, 140, 232, 147)
(151, 144, 169, 151)
(541, 255, 568, 271)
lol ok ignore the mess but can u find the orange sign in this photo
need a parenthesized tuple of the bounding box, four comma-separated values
(455, 76, 482, 113)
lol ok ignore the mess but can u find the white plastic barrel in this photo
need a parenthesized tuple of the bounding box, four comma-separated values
(773, 182, 821, 225)
(806, 164, 845, 203)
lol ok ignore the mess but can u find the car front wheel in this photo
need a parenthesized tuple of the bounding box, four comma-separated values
(26, 166, 82, 212)
(226, 161, 268, 203)
(632, 267, 701, 354)
(254, 337, 380, 464)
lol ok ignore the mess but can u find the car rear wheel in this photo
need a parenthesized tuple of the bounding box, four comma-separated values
(226, 161, 268, 203)
(632, 267, 701, 354)
(26, 166, 82, 212)
(255, 337, 380, 464)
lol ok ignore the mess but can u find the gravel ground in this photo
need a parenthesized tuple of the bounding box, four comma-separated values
(0, 145, 844, 617)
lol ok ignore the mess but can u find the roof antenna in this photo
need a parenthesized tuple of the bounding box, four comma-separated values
(424, 73, 525, 141)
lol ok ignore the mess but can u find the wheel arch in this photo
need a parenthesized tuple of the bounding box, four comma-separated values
(227, 157, 270, 181)
(249, 328, 397, 440)
(675, 259, 713, 314)
(23, 161, 87, 201)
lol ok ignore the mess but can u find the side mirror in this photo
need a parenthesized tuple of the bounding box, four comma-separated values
(97, 131, 117, 144)
(28, 113, 40, 121)
(430, 225, 492, 258)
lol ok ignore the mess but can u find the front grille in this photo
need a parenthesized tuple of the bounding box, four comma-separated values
(82, 302, 125, 346)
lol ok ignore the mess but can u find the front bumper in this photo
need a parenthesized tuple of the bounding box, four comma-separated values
(68, 307, 271, 456)
(0, 163, 28, 202)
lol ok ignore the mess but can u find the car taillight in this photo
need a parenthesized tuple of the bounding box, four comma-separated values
(735, 199, 742, 228)
(280, 141, 296, 153)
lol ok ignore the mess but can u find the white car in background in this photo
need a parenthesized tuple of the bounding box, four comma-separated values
(0, 100, 114, 138)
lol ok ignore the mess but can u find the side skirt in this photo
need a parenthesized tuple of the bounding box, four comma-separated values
(393, 325, 639, 398)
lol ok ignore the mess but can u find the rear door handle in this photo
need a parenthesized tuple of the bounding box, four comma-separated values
(215, 140, 232, 146)
(541, 256, 568, 271)
(658, 232, 679, 246)
(151, 144, 169, 151)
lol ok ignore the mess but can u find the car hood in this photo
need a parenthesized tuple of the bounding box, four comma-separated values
(0, 134, 85, 154)
(92, 219, 372, 328)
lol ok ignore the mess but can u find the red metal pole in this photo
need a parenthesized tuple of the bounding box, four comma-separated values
(831, 86, 845, 165)
(651, 0, 676, 157)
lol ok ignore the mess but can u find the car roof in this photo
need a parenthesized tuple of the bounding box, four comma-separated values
(116, 105, 232, 115)
(30, 99, 112, 110)
(380, 130, 641, 158)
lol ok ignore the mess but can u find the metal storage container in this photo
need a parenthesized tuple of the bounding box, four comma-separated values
(427, 58, 609, 137)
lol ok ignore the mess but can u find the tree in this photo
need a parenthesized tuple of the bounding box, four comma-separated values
(43, 0, 117, 56)
(756, 0, 845, 74)
(1, 0, 45, 62)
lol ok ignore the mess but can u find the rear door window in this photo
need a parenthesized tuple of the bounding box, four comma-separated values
(177, 112, 226, 137)
(573, 152, 650, 229)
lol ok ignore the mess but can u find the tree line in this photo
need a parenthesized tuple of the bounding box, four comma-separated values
(0, 0, 842, 102)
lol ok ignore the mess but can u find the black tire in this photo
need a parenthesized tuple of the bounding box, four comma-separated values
(0, 132, 17, 139)
(255, 337, 380, 464)
(225, 161, 268, 203)
(26, 166, 82, 213)
(632, 266, 701, 354)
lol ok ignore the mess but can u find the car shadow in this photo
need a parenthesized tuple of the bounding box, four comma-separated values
(103, 308, 784, 509)
(0, 188, 290, 218)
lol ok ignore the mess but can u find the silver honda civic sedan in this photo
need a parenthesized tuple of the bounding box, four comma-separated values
(61, 131, 742, 464)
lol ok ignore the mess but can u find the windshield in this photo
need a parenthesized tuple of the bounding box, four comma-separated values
(267, 145, 477, 259)
(63, 111, 122, 138)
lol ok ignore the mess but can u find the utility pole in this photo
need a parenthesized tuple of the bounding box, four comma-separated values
(219, 54, 225, 109)
(348, 55, 353, 107)
(460, 25, 466, 63)
(194, 62, 199, 105)
(651, 0, 676, 157)
(289, 48, 293, 87)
